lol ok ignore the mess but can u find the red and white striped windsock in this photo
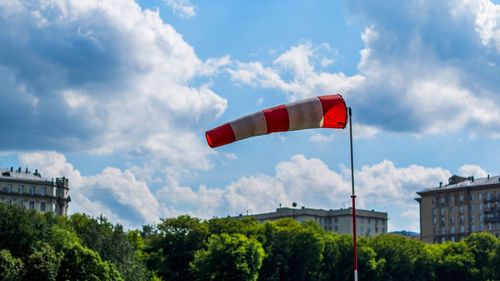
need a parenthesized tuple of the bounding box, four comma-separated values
(205, 94, 347, 148)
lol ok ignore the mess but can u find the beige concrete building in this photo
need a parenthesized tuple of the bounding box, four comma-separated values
(241, 206, 388, 236)
(0, 167, 70, 215)
(417, 174, 500, 243)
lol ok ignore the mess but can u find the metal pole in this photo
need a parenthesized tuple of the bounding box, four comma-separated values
(349, 107, 358, 281)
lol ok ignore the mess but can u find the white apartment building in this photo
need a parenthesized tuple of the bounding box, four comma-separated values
(0, 167, 70, 215)
(240, 206, 388, 236)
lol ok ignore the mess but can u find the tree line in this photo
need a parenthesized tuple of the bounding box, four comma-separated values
(1, 203, 500, 281)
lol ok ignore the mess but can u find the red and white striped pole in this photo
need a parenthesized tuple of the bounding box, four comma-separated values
(349, 107, 358, 281)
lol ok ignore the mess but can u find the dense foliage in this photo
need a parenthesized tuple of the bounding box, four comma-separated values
(2, 203, 500, 281)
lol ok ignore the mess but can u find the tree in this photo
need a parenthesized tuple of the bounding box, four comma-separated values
(0, 249, 24, 281)
(368, 234, 434, 281)
(24, 242, 62, 281)
(191, 233, 265, 281)
(434, 241, 476, 281)
(257, 219, 325, 281)
(464, 232, 498, 280)
(70, 213, 145, 280)
(208, 217, 261, 236)
(146, 215, 209, 281)
(57, 243, 123, 281)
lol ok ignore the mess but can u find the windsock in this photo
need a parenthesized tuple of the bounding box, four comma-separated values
(205, 94, 347, 148)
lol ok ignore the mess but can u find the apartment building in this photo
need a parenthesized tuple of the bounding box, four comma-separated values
(240, 206, 388, 237)
(416, 174, 500, 243)
(0, 167, 70, 215)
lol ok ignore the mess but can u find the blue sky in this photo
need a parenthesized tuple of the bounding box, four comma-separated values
(0, 0, 499, 231)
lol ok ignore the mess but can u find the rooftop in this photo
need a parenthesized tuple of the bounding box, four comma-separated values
(418, 174, 500, 194)
(246, 207, 388, 220)
(0, 167, 50, 182)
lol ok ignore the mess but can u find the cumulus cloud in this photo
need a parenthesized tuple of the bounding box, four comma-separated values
(157, 154, 453, 230)
(164, 0, 196, 18)
(229, 42, 365, 101)
(19, 151, 487, 231)
(229, 0, 500, 138)
(0, 0, 226, 172)
(458, 164, 488, 178)
(19, 151, 160, 227)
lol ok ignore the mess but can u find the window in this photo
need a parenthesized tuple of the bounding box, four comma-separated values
(460, 206, 464, 214)
(19, 185, 24, 193)
(451, 216, 455, 224)
(480, 203, 483, 210)
(451, 226, 455, 233)
(459, 194, 464, 204)
(441, 208, 445, 216)
(17, 199, 23, 207)
(3, 184, 12, 192)
(433, 217, 437, 224)
(450, 195, 455, 205)
(480, 224, 484, 231)
(40, 202, 46, 212)
(41, 187, 46, 196)
(480, 214, 484, 221)
(487, 192, 491, 201)
(334, 217, 338, 223)
(334, 225, 338, 231)
(29, 201, 35, 210)
(382, 227, 385, 233)
(460, 225, 465, 232)
(432, 197, 435, 205)
(488, 223, 492, 230)
(440, 195, 445, 204)
(479, 193, 483, 200)
(472, 225, 476, 231)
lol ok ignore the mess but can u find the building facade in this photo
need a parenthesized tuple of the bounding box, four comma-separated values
(417, 174, 500, 243)
(0, 167, 70, 215)
(241, 207, 388, 237)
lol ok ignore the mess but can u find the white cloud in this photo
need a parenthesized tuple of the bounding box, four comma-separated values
(472, 0, 500, 52)
(164, 0, 196, 18)
(19, 151, 160, 227)
(309, 133, 336, 143)
(459, 164, 488, 178)
(19, 151, 484, 231)
(229, 42, 364, 101)
(0, 0, 227, 173)
(229, 1, 500, 138)
(157, 154, 453, 231)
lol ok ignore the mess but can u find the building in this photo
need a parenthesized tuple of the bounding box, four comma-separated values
(416, 174, 500, 243)
(0, 167, 70, 215)
(241, 206, 388, 236)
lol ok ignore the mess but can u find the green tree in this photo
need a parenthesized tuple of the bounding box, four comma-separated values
(24, 242, 62, 281)
(318, 234, 380, 281)
(208, 217, 261, 236)
(70, 213, 146, 280)
(57, 243, 123, 281)
(257, 219, 325, 281)
(191, 233, 265, 281)
(146, 215, 209, 281)
(369, 234, 435, 281)
(434, 241, 476, 281)
(464, 232, 498, 280)
(0, 249, 24, 281)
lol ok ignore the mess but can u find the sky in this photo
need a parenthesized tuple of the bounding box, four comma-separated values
(0, 0, 499, 232)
